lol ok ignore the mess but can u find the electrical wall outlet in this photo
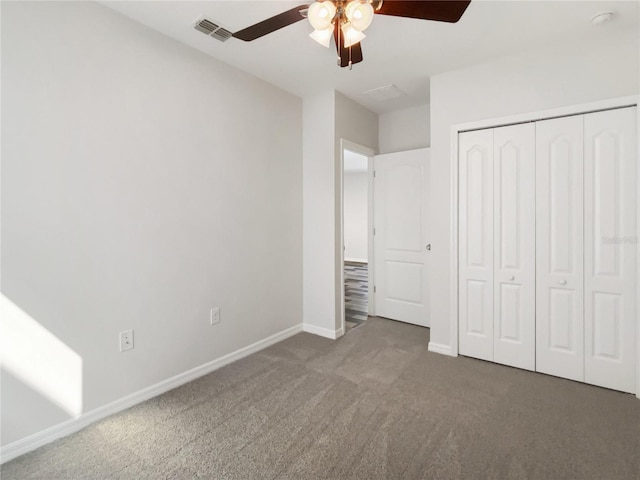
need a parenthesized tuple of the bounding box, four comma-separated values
(119, 329, 134, 352)
(210, 307, 221, 325)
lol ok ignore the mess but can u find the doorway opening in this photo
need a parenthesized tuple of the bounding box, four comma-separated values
(340, 141, 375, 334)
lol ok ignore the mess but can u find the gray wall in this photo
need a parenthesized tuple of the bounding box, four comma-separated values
(302, 91, 337, 336)
(302, 91, 378, 337)
(1, 1, 302, 446)
(334, 93, 378, 332)
(378, 104, 430, 154)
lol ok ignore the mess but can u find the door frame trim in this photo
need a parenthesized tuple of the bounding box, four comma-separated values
(447, 95, 639, 398)
(339, 139, 376, 336)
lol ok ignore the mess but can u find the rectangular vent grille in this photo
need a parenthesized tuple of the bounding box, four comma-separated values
(194, 16, 232, 42)
(362, 84, 407, 102)
(212, 28, 232, 41)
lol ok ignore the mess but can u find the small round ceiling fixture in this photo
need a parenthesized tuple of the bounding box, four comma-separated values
(591, 11, 615, 26)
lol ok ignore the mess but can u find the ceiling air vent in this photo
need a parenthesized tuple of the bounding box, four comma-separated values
(194, 16, 232, 42)
(211, 27, 232, 42)
(362, 85, 407, 102)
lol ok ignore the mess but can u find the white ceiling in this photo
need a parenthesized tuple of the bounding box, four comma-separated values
(102, 0, 639, 114)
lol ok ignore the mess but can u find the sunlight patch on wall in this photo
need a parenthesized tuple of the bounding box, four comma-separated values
(0, 294, 83, 417)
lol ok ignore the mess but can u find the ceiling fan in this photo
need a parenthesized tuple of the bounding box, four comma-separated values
(231, 1, 472, 68)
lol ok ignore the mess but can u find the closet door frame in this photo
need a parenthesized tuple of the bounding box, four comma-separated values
(444, 95, 640, 399)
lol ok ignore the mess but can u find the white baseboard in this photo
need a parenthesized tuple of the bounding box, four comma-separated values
(0, 323, 303, 464)
(428, 341, 456, 357)
(302, 323, 341, 340)
(345, 258, 368, 264)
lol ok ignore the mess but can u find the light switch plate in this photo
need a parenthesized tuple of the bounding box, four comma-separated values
(210, 307, 220, 325)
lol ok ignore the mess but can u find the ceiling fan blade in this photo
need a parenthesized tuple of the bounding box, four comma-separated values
(333, 24, 364, 68)
(233, 4, 309, 41)
(376, 0, 471, 23)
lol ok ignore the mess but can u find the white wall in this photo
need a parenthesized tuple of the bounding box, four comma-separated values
(334, 93, 378, 331)
(378, 104, 430, 154)
(302, 91, 336, 337)
(302, 91, 377, 337)
(429, 30, 640, 352)
(343, 171, 368, 263)
(1, 1, 302, 447)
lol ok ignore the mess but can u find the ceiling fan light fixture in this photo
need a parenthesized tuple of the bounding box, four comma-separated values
(341, 22, 366, 48)
(345, 1, 374, 31)
(309, 26, 333, 48)
(308, 1, 337, 31)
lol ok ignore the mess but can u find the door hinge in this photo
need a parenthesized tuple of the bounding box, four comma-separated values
(374, 286, 377, 293)
(373, 228, 376, 235)
(373, 170, 376, 178)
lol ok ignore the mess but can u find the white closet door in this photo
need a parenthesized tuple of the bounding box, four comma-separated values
(584, 107, 637, 393)
(459, 129, 494, 361)
(535, 115, 585, 381)
(492, 123, 536, 370)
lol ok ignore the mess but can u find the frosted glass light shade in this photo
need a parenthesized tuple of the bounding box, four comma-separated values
(345, 1, 374, 31)
(309, 27, 333, 48)
(341, 22, 365, 48)
(308, 2, 337, 31)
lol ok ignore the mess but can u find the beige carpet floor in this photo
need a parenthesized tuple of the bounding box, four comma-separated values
(2, 317, 639, 479)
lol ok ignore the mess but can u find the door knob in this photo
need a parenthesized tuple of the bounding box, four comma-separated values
(508, 275, 515, 281)
(426, 244, 431, 251)
(559, 280, 567, 285)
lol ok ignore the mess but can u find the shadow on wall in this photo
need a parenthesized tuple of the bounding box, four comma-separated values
(0, 294, 83, 445)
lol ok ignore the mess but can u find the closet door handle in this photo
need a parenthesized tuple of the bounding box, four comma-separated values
(559, 280, 567, 286)
(508, 275, 515, 281)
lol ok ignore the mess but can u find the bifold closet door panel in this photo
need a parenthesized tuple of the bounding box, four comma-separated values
(535, 115, 585, 382)
(492, 123, 536, 371)
(584, 107, 637, 394)
(459, 129, 494, 361)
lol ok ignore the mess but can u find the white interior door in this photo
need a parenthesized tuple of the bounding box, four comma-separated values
(374, 148, 430, 327)
(493, 123, 536, 370)
(535, 115, 585, 382)
(584, 107, 637, 393)
(458, 129, 494, 361)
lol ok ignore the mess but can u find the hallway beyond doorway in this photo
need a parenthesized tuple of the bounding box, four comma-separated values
(344, 261, 368, 332)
